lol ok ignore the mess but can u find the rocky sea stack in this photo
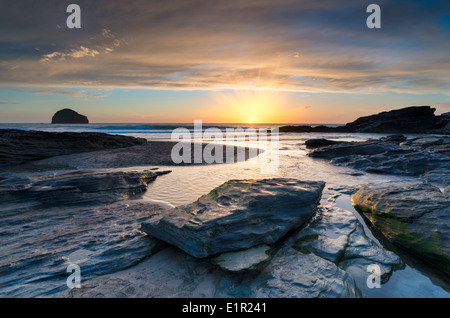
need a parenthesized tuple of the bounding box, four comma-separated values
(51, 108, 89, 124)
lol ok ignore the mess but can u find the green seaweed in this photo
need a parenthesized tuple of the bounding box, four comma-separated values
(360, 204, 449, 269)
(208, 188, 220, 200)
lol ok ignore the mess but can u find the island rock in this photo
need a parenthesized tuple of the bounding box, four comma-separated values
(51, 108, 89, 124)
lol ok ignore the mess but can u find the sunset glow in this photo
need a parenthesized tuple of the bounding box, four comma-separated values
(0, 0, 449, 123)
(210, 89, 291, 124)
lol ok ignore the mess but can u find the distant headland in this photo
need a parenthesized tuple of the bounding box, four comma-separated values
(280, 106, 450, 135)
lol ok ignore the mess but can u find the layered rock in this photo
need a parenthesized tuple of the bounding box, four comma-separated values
(0, 169, 170, 297)
(0, 129, 147, 167)
(352, 181, 450, 275)
(63, 244, 363, 298)
(0, 170, 168, 211)
(292, 205, 403, 284)
(142, 178, 325, 258)
(1, 199, 168, 298)
(216, 247, 363, 298)
(307, 135, 450, 186)
(51, 108, 89, 124)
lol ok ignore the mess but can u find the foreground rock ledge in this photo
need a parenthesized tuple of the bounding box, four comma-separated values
(352, 181, 450, 275)
(141, 178, 325, 258)
(0, 129, 147, 167)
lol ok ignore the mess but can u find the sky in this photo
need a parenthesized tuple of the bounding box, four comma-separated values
(0, 0, 449, 123)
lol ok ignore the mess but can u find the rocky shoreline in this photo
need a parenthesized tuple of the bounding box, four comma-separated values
(1, 120, 449, 298)
(280, 106, 450, 135)
(0, 129, 147, 167)
(305, 135, 450, 279)
(307, 135, 450, 186)
(0, 129, 261, 171)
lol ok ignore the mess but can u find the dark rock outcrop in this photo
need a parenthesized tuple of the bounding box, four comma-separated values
(281, 106, 449, 134)
(279, 125, 336, 133)
(0, 129, 147, 167)
(352, 181, 450, 275)
(51, 108, 89, 124)
(142, 178, 325, 258)
(305, 139, 341, 148)
(341, 106, 439, 133)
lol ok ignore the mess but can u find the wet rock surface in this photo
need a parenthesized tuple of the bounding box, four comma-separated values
(0, 129, 147, 167)
(352, 181, 450, 275)
(62, 205, 372, 298)
(28, 141, 262, 170)
(63, 195, 402, 298)
(216, 246, 363, 298)
(0, 199, 168, 297)
(62, 244, 363, 298)
(308, 135, 450, 187)
(0, 170, 161, 210)
(0, 169, 171, 297)
(2, 127, 448, 298)
(211, 245, 271, 272)
(141, 178, 325, 258)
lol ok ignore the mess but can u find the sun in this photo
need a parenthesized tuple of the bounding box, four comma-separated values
(211, 89, 287, 124)
(246, 117, 258, 125)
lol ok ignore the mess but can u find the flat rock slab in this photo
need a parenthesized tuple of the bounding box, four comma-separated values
(141, 178, 325, 258)
(211, 245, 271, 272)
(352, 181, 450, 275)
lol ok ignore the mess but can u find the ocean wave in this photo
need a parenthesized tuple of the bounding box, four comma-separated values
(93, 124, 256, 131)
(94, 125, 157, 130)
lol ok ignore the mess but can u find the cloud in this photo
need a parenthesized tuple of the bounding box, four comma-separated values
(39, 27, 122, 62)
(40, 46, 100, 62)
(0, 0, 449, 95)
(32, 88, 108, 98)
(0, 101, 22, 105)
